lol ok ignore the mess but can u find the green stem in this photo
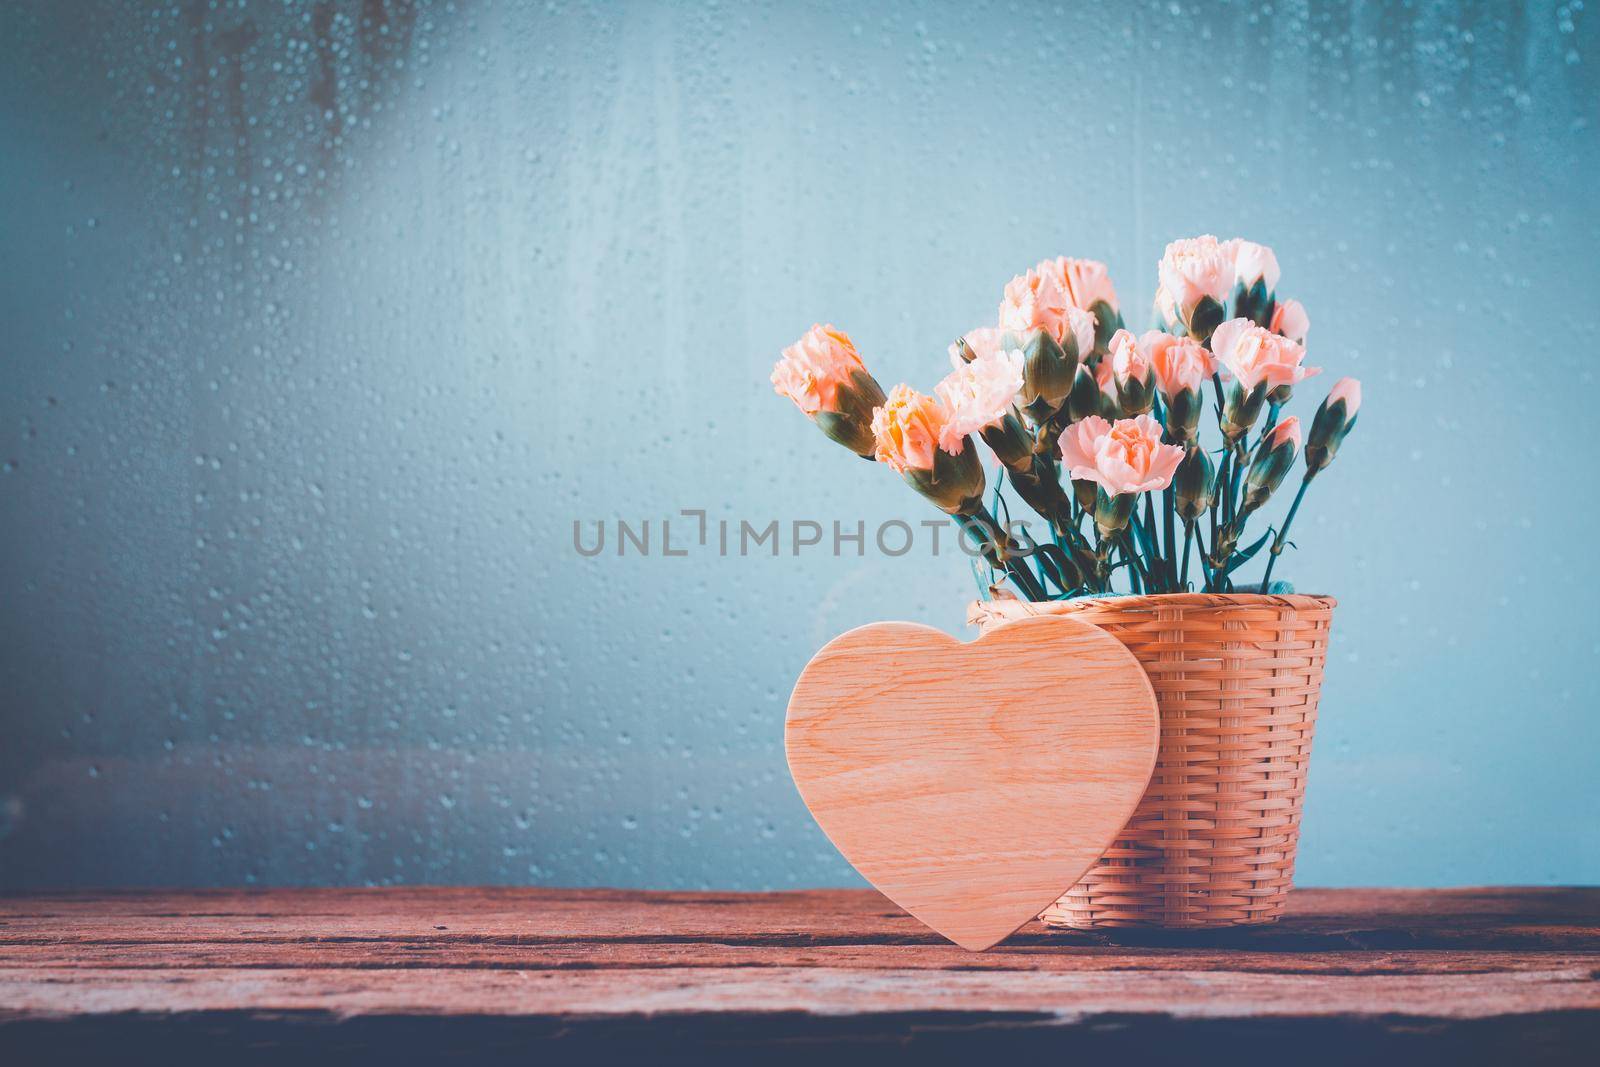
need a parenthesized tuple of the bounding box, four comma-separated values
(1194, 521, 1218, 592)
(1261, 400, 1282, 437)
(1092, 528, 1114, 594)
(1260, 475, 1313, 591)
(1163, 486, 1178, 590)
(1216, 445, 1233, 527)
(1227, 438, 1247, 525)
(1141, 493, 1160, 590)
(1124, 532, 1153, 591)
(1209, 455, 1221, 563)
(1180, 519, 1195, 589)
(963, 507, 1047, 601)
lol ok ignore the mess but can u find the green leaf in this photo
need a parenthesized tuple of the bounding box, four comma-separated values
(1033, 543, 1081, 593)
(1128, 516, 1158, 560)
(1222, 528, 1274, 576)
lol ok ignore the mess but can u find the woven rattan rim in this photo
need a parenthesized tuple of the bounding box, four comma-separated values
(1032, 592, 1336, 612)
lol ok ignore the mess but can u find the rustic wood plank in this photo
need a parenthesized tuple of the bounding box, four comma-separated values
(786, 616, 1158, 950)
(0, 887, 1595, 1064)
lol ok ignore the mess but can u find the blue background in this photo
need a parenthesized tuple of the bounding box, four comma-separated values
(2, 0, 1596, 890)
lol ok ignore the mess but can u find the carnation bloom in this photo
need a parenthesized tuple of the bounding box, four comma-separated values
(871, 384, 950, 474)
(1153, 285, 1180, 331)
(1054, 257, 1119, 312)
(934, 349, 1024, 454)
(1221, 238, 1281, 291)
(771, 324, 867, 415)
(1326, 376, 1361, 415)
(1142, 331, 1216, 396)
(998, 262, 1097, 353)
(1108, 329, 1151, 388)
(1270, 299, 1310, 343)
(1059, 414, 1186, 496)
(1211, 317, 1322, 392)
(1093, 358, 1116, 397)
(1157, 235, 1233, 318)
(948, 326, 1004, 369)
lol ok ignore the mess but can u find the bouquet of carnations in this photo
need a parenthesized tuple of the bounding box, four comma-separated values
(771, 235, 1360, 600)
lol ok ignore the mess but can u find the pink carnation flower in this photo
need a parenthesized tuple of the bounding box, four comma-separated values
(1047, 256, 1119, 312)
(1220, 238, 1281, 291)
(871, 384, 949, 474)
(934, 349, 1023, 454)
(1108, 329, 1152, 388)
(998, 261, 1097, 352)
(1059, 414, 1186, 496)
(1153, 285, 1180, 331)
(1270, 299, 1310, 343)
(1093, 358, 1116, 397)
(771, 324, 867, 415)
(1211, 317, 1321, 392)
(1141, 331, 1216, 396)
(948, 326, 1005, 369)
(1157, 235, 1233, 318)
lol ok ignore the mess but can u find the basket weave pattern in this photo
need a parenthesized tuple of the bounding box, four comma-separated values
(969, 592, 1336, 928)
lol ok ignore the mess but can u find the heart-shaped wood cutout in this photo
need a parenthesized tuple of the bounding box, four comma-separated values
(786, 615, 1158, 951)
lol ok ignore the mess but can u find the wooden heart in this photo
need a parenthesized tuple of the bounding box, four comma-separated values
(785, 615, 1158, 951)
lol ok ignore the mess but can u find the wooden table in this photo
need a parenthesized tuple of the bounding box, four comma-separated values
(2, 887, 1596, 1064)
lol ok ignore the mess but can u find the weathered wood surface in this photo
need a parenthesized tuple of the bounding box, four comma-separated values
(0, 887, 1596, 1064)
(786, 616, 1157, 949)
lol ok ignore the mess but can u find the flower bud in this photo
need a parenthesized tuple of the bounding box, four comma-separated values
(1089, 302, 1124, 355)
(1304, 377, 1360, 475)
(1172, 445, 1215, 521)
(904, 440, 987, 515)
(1072, 477, 1098, 514)
(1094, 360, 1121, 420)
(1109, 329, 1156, 417)
(1222, 238, 1281, 327)
(1242, 416, 1301, 514)
(1163, 386, 1204, 444)
(1013, 329, 1079, 422)
(1093, 486, 1135, 539)
(1221, 380, 1269, 442)
(1067, 363, 1102, 424)
(812, 370, 888, 457)
(979, 410, 1034, 471)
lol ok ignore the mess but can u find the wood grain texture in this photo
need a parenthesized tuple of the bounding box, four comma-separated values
(785, 616, 1158, 950)
(0, 888, 1596, 1065)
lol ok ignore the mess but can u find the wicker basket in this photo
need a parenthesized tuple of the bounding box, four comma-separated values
(968, 592, 1336, 929)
